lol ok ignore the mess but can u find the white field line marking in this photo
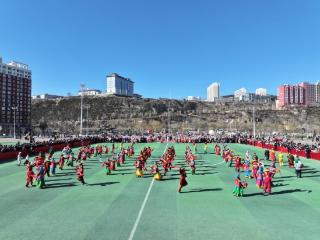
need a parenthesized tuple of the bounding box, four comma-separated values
(212, 160, 225, 166)
(128, 142, 169, 240)
(186, 143, 225, 166)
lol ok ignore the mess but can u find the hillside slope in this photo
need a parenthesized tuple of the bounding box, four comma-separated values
(31, 95, 320, 135)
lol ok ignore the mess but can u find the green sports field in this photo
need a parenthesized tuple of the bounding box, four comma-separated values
(0, 142, 319, 240)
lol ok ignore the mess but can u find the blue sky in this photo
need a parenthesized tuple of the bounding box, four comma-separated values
(1, 0, 320, 98)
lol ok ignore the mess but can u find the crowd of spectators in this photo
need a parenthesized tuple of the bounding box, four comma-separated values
(0, 136, 110, 154)
(0, 132, 319, 155)
(249, 136, 320, 156)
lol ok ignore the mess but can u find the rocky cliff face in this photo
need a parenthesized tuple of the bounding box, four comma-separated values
(31, 95, 320, 135)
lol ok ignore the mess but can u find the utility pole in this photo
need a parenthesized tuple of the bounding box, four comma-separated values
(85, 105, 89, 136)
(12, 106, 17, 139)
(168, 91, 172, 136)
(80, 84, 85, 136)
(253, 105, 256, 139)
(168, 103, 171, 135)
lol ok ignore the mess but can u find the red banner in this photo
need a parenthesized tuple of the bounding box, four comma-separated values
(0, 140, 93, 162)
(246, 139, 320, 161)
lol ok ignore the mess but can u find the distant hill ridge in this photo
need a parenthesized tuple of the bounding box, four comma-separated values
(31, 95, 320, 135)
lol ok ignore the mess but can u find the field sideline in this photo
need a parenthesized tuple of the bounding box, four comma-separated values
(0, 142, 319, 240)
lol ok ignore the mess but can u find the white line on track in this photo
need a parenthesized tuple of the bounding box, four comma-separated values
(128, 142, 169, 240)
(212, 160, 225, 166)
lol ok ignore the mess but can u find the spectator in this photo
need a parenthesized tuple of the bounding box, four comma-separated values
(294, 157, 303, 178)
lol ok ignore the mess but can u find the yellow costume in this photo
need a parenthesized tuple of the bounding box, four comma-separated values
(278, 153, 284, 167)
(154, 172, 162, 180)
(136, 169, 143, 177)
(204, 144, 208, 153)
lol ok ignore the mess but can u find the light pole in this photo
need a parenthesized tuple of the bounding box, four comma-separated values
(253, 105, 256, 139)
(168, 91, 172, 137)
(168, 105, 171, 134)
(80, 84, 85, 136)
(85, 105, 89, 136)
(12, 106, 18, 139)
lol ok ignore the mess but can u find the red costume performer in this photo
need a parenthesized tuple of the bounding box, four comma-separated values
(215, 145, 221, 155)
(44, 160, 51, 177)
(76, 164, 86, 185)
(101, 160, 112, 175)
(26, 164, 35, 187)
(105, 146, 109, 154)
(77, 151, 82, 162)
(110, 160, 116, 171)
(270, 151, 276, 162)
(59, 155, 65, 170)
(263, 169, 272, 195)
(226, 150, 233, 167)
(35, 156, 44, 168)
(81, 151, 87, 161)
(235, 156, 242, 172)
(112, 143, 115, 154)
(185, 147, 197, 175)
(178, 168, 188, 193)
(251, 159, 259, 179)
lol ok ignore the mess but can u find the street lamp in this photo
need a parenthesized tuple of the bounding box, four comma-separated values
(84, 104, 90, 136)
(252, 102, 256, 139)
(11, 106, 18, 139)
(80, 84, 85, 136)
(168, 91, 172, 136)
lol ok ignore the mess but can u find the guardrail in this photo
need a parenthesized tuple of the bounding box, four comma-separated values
(0, 140, 91, 162)
(246, 140, 320, 161)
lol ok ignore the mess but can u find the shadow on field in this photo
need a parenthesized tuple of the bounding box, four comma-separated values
(278, 176, 295, 179)
(272, 189, 312, 195)
(46, 177, 72, 182)
(141, 175, 153, 178)
(302, 170, 320, 174)
(168, 173, 184, 177)
(199, 172, 217, 176)
(45, 182, 77, 189)
(181, 188, 223, 193)
(199, 165, 216, 168)
(244, 188, 312, 197)
(303, 166, 316, 170)
(0, 159, 17, 164)
(113, 172, 132, 175)
(302, 174, 320, 178)
(272, 179, 287, 183)
(115, 168, 133, 172)
(55, 173, 75, 177)
(243, 192, 264, 197)
(198, 169, 215, 172)
(88, 181, 119, 186)
(55, 170, 74, 174)
(273, 183, 290, 188)
(161, 177, 180, 181)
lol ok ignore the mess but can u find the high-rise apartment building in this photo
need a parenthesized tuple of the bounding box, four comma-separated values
(106, 73, 134, 96)
(278, 81, 320, 108)
(255, 88, 267, 96)
(315, 81, 320, 103)
(207, 82, 220, 101)
(299, 82, 316, 105)
(234, 88, 247, 99)
(0, 57, 32, 136)
(78, 88, 101, 96)
(186, 96, 201, 101)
